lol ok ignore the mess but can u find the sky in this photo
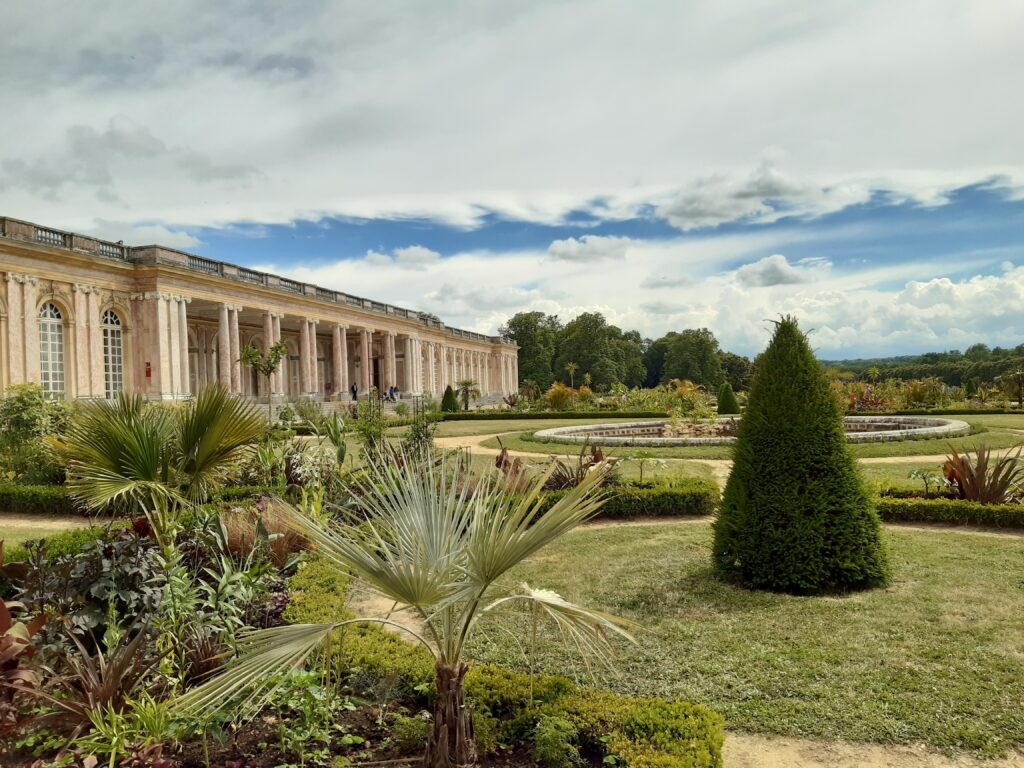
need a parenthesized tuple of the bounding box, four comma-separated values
(1, 1, 1023, 358)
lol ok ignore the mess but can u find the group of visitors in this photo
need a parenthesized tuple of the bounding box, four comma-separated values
(346, 382, 401, 402)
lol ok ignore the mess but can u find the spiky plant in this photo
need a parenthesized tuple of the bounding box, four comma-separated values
(173, 449, 634, 768)
(943, 444, 1023, 504)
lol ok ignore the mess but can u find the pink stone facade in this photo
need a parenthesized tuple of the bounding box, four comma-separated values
(0, 217, 519, 401)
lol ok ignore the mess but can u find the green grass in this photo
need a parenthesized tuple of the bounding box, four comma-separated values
(418, 417, 664, 439)
(467, 520, 1024, 756)
(0, 514, 89, 547)
(478, 423, 1024, 460)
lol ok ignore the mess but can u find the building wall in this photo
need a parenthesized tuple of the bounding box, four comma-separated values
(0, 217, 519, 401)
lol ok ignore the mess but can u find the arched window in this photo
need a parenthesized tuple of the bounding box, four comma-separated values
(39, 302, 65, 397)
(102, 309, 124, 398)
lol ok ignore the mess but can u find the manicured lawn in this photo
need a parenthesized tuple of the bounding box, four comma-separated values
(0, 514, 89, 547)
(427, 417, 664, 438)
(859, 461, 948, 492)
(479, 423, 1024, 460)
(467, 520, 1024, 756)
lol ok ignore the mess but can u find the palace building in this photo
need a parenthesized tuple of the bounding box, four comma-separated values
(0, 217, 519, 402)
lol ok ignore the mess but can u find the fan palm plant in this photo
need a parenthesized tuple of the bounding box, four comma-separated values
(455, 378, 481, 411)
(56, 385, 265, 532)
(174, 449, 634, 768)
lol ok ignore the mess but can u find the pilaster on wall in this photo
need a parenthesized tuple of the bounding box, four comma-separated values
(4, 272, 38, 386)
(131, 292, 192, 400)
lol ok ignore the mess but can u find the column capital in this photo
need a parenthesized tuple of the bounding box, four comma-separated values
(335, 322, 348, 331)
(306, 317, 319, 325)
(72, 283, 97, 294)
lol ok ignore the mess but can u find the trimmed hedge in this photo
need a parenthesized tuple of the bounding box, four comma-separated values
(286, 561, 725, 768)
(0, 483, 76, 516)
(854, 408, 1024, 416)
(876, 497, 1024, 528)
(441, 411, 668, 421)
(541, 480, 720, 519)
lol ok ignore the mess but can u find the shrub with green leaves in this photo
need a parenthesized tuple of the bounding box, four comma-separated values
(713, 316, 888, 594)
(440, 385, 459, 413)
(715, 382, 740, 415)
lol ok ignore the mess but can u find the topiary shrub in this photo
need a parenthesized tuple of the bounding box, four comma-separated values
(712, 316, 888, 594)
(440, 385, 460, 413)
(715, 382, 740, 415)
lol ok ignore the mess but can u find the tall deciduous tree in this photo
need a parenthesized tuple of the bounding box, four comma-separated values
(553, 312, 645, 390)
(499, 312, 561, 389)
(662, 328, 725, 389)
(712, 317, 889, 594)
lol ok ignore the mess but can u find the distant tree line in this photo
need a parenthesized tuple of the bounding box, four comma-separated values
(825, 342, 1024, 387)
(499, 311, 753, 392)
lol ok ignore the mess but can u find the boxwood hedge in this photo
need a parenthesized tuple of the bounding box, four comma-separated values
(541, 479, 720, 519)
(876, 496, 1024, 528)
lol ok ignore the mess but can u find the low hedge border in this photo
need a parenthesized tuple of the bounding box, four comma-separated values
(876, 497, 1024, 528)
(852, 408, 1024, 416)
(286, 559, 725, 768)
(0, 483, 78, 516)
(441, 411, 668, 421)
(542, 480, 720, 519)
(0, 484, 282, 516)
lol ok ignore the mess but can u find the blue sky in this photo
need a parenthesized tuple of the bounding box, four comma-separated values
(2, 1, 1023, 357)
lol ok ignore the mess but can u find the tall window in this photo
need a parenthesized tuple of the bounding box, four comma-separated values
(102, 309, 124, 398)
(39, 302, 65, 397)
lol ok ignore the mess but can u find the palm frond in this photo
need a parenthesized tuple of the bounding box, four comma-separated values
(176, 386, 265, 504)
(172, 623, 340, 719)
(485, 582, 636, 661)
(462, 462, 611, 590)
(272, 454, 468, 610)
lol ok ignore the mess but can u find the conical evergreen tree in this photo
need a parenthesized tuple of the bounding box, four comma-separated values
(716, 382, 740, 415)
(712, 316, 888, 594)
(440, 385, 460, 413)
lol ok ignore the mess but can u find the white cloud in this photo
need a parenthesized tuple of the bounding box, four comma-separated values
(547, 235, 631, 262)
(365, 245, 442, 271)
(1, 2, 1022, 233)
(733, 254, 830, 287)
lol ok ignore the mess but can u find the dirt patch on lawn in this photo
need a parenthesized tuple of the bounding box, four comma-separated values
(724, 732, 1024, 767)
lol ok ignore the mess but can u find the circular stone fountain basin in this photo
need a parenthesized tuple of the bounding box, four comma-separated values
(533, 416, 971, 447)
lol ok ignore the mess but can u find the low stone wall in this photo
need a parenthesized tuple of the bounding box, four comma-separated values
(533, 416, 972, 447)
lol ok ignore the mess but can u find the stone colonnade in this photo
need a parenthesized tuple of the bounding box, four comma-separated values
(0, 278, 520, 402)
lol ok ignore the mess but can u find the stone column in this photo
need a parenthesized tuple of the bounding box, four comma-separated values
(299, 319, 311, 395)
(229, 305, 241, 395)
(217, 303, 231, 389)
(387, 332, 397, 390)
(512, 354, 518, 392)
(403, 337, 414, 393)
(5, 274, 25, 384)
(177, 297, 190, 396)
(307, 319, 319, 396)
(22, 277, 39, 385)
(359, 328, 372, 394)
(197, 328, 208, 386)
(332, 324, 347, 398)
(272, 314, 283, 395)
(72, 285, 92, 397)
